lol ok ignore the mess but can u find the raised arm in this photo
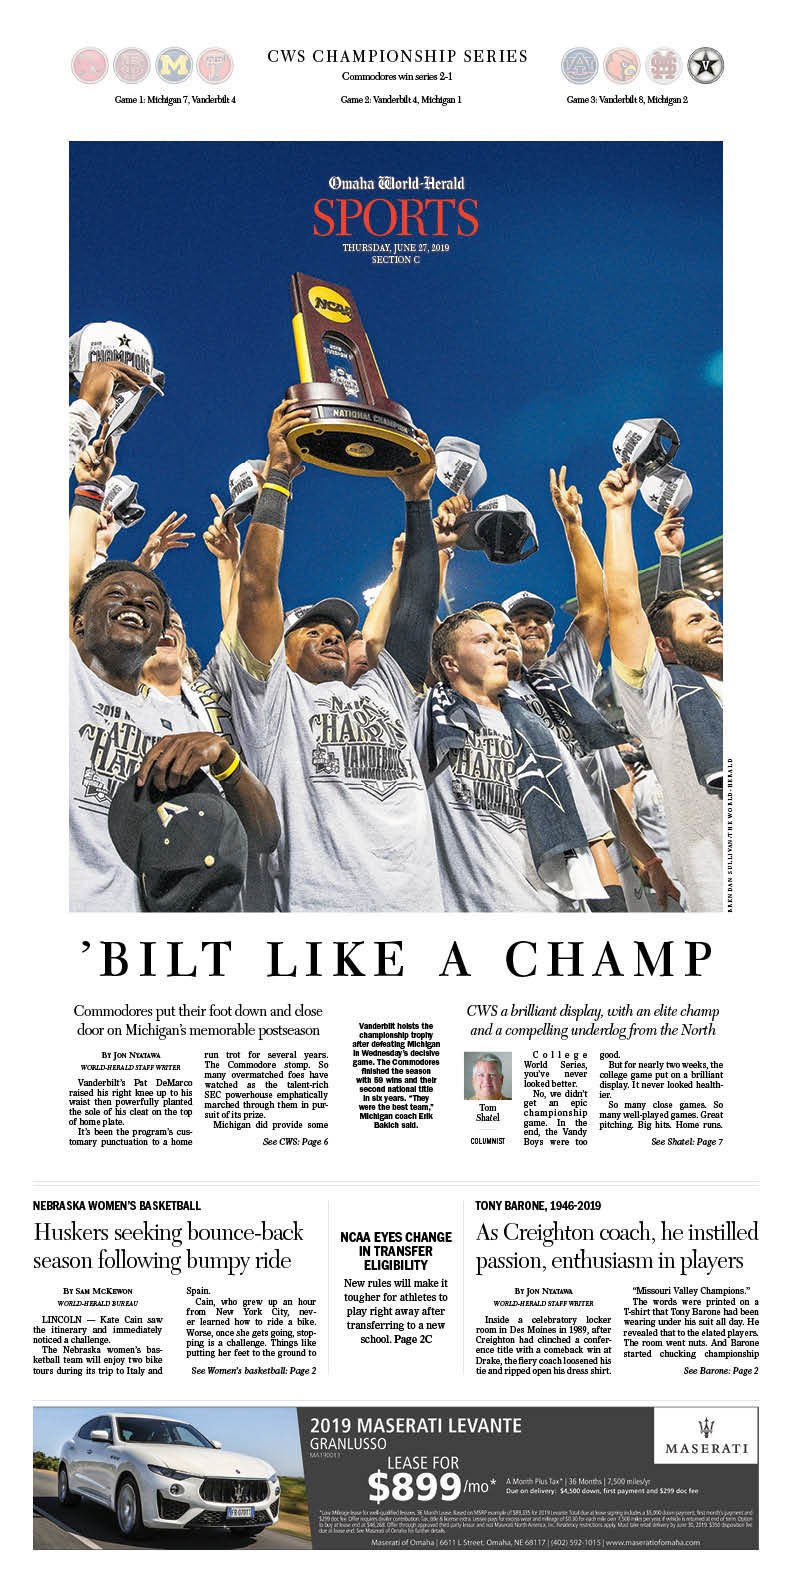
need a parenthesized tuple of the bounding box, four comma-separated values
(362, 536, 405, 666)
(236, 401, 308, 663)
(549, 464, 608, 662)
(70, 361, 154, 472)
(382, 451, 475, 688)
(600, 464, 651, 673)
(69, 429, 116, 609)
(203, 498, 242, 632)
(362, 491, 463, 667)
(654, 506, 685, 596)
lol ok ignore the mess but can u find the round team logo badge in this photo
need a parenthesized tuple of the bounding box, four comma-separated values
(197, 48, 234, 83)
(561, 48, 598, 86)
(604, 47, 640, 84)
(71, 48, 108, 85)
(645, 48, 683, 84)
(114, 48, 150, 85)
(688, 47, 724, 84)
(156, 47, 193, 83)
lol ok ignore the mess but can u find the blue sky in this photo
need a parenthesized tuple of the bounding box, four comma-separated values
(33, 1404, 303, 1474)
(70, 140, 722, 663)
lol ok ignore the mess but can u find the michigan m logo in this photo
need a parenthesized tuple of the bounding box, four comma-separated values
(157, 50, 192, 80)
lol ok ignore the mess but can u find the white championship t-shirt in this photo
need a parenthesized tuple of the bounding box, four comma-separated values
(220, 635, 443, 913)
(70, 644, 185, 911)
(613, 639, 723, 911)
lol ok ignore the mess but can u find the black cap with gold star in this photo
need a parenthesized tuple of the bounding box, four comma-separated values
(108, 770, 247, 911)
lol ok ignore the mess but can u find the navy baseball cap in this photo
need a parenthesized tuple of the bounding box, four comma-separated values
(503, 590, 555, 622)
(283, 599, 359, 640)
(108, 770, 247, 912)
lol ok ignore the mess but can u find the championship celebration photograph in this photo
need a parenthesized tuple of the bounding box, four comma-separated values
(68, 139, 723, 915)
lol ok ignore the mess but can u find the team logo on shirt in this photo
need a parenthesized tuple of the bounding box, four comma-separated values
(308, 693, 417, 800)
(521, 691, 582, 757)
(448, 729, 524, 830)
(77, 706, 158, 811)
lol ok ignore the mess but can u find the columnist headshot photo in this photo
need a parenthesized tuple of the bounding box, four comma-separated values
(465, 1052, 511, 1101)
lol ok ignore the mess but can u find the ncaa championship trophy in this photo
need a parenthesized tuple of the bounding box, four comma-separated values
(284, 273, 433, 476)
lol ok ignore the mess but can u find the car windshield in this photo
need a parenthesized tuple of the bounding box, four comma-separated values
(115, 1417, 214, 1447)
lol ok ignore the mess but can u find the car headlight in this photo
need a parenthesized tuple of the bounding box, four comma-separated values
(146, 1464, 193, 1479)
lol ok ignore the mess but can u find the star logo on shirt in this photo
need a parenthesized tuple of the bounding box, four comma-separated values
(118, 333, 131, 347)
(524, 667, 575, 718)
(687, 47, 724, 83)
(517, 746, 566, 811)
(671, 678, 705, 703)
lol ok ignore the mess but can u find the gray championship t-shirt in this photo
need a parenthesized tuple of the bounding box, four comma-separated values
(222, 636, 443, 913)
(631, 766, 674, 873)
(413, 696, 605, 913)
(70, 644, 184, 911)
(613, 640, 722, 911)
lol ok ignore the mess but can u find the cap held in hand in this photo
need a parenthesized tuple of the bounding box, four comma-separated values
(454, 496, 539, 564)
(108, 769, 247, 912)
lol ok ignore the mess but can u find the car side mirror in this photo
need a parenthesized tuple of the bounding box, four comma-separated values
(211, 1440, 222, 1449)
(90, 1429, 110, 1442)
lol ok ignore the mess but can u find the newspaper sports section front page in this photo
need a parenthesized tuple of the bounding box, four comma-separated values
(9, 5, 783, 1576)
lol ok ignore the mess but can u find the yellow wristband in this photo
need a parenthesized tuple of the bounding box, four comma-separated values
(214, 751, 241, 782)
(260, 481, 291, 498)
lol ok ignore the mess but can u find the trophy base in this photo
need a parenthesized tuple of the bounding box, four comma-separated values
(284, 383, 431, 476)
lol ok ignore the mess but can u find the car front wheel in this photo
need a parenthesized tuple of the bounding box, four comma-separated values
(115, 1477, 144, 1539)
(57, 1465, 80, 1507)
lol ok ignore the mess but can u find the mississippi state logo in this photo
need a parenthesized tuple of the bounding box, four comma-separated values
(72, 48, 108, 84)
(156, 48, 193, 82)
(646, 48, 682, 84)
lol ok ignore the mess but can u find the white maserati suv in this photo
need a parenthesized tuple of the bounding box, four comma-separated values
(58, 1413, 281, 1540)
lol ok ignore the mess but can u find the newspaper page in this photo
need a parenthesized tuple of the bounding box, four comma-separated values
(9, 2, 784, 1577)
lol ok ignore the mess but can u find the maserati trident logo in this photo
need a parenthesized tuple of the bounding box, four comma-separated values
(233, 1482, 244, 1501)
(655, 1406, 757, 1464)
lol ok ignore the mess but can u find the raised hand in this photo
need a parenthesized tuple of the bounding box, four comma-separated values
(203, 495, 242, 564)
(390, 432, 436, 501)
(655, 505, 686, 556)
(74, 424, 117, 487)
(598, 464, 639, 510)
(550, 464, 583, 530)
(136, 512, 193, 572)
(266, 399, 309, 480)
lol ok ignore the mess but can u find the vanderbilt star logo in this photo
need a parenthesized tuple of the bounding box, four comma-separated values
(688, 47, 724, 83)
(672, 678, 705, 703)
(518, 746, 566, 810)
(527, 669, 575, 717)
(118, 333, 131, 347)
(157, 801, 189, 827)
